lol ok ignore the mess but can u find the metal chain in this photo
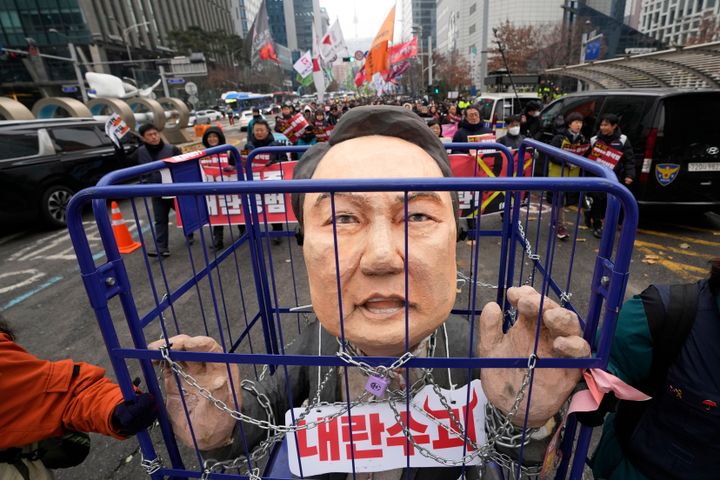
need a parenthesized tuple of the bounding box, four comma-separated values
(516, 220, 540, 261)
(140, 454, 162, 475)
(158, 343, 545, 475)
(457, 271, 499, 290)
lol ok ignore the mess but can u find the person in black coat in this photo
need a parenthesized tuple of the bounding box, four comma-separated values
(451, 105, 493, 145)
(243, 119, 287, 244)
(134, 123, 192, 257)
(586, 113, 636, 237)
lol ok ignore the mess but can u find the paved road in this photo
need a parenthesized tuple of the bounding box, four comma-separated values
(1, 188, 718, 479)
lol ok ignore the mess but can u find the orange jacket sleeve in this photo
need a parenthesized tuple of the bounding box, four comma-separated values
(0, 333, 126, 448)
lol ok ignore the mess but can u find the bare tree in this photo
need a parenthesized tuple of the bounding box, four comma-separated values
(433, 49, 472, 90)
(686, 12, 720, 45)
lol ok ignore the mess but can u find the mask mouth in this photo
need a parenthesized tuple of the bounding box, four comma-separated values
(359, 295, 407, 316)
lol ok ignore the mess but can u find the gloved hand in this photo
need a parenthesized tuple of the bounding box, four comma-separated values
(479, 286, 591, 427)
(147, 335, 241, 450)
(111, 392, 158, 436)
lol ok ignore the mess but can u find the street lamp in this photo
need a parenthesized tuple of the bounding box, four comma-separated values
(48, 28, 88, 102)
(108, 18, 151, 82)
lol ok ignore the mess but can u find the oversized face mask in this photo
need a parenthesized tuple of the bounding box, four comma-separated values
(302, 136, 458, 356)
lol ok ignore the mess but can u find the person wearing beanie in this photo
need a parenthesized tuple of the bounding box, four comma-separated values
(134, 123, 192, 257)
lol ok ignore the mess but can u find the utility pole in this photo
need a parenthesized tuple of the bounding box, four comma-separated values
(67, 43, 88, 102)
(47, 30, 88, 101)
(479, 0, 489, 93)
(427, 35, 433, 86)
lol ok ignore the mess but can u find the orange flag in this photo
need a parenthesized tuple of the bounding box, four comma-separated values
(365, 6, 395, 79)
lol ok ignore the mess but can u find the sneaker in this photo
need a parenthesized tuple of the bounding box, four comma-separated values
(210, 243, 224, 252)
(186, 236, 195, 246)
(147, 249, 170, 257)
(592, 227, 603, 239)
(556, 224, 569, 240)
(160, 250, 171, 257)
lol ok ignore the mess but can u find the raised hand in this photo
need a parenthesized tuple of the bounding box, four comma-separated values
(147, 335, 241, 450)
(479, 286, 591, 427)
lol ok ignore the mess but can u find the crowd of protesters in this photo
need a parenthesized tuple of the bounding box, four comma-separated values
(240, 93, 636, 243)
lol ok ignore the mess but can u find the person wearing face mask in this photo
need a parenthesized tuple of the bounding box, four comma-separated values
(548, 112, 590, 240)
(521, 101, 542, 139)
(497, 115, 525, 150)
(442, 104, 461, 125)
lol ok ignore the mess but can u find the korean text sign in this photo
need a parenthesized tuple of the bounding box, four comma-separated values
(285, 380, 486, 476)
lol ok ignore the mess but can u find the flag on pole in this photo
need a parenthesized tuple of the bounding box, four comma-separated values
(248, 0, 279, 70)
(296, 72, 313, 87)
(365, 6, 395, 79)
(293, 51, 313, 78)
(354, 67, 365, 88)
(319, 20, 348, 62)
(388, 37, 418, 65)
(312, 23, 326, 101)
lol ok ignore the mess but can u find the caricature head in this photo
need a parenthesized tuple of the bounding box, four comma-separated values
(292, 106, 459, 356)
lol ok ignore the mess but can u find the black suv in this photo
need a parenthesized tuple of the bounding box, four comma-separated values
(537, 89, 720, 212)
(0, 118, 138, 227)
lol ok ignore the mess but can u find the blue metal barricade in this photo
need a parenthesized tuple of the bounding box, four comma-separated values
(67, 140, 637, 480)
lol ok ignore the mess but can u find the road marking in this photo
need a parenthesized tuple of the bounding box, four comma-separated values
(646, 222, 720, 235)
(0, 232, 27, 246)
(0, 275, 63, 312)
(634, 239, 714, 259)
(637, 229, 720, 248)
(0, 270, 46, 294)
(636, 246, 706, 282)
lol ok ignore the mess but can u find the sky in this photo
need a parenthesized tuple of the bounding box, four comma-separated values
(320, 0, 403, 45)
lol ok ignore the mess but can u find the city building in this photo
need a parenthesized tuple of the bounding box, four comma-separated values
(638, 0, 720, 46)
(235, 0, 264, 37)
(402, 0, 438, 49)
(266, 0, 324, 53)
(436, 0, 564, 85)
(0, 0, 256, 99)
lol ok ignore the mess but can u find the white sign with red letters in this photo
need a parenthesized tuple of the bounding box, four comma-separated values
(285, 380, 487, 476)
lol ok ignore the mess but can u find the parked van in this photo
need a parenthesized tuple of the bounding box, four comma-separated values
(473, 93, 541, 132)
(537, 89, 720, 212)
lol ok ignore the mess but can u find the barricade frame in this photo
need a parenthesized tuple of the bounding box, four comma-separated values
(67, 140, 638, 480)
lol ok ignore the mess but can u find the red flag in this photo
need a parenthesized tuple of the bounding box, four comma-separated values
(388, 37, 418, 65)
(354, 68, 365, 87)
(259, 42, 279, 63)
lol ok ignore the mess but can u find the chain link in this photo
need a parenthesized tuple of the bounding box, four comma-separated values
(140, 454, 162, 475)
(516, 220, 540, 261)
(158, 340, 546, 476)
(456, 271, 499, 290)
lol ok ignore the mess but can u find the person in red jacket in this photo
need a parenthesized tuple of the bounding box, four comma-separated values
(0, 315, 157, 479)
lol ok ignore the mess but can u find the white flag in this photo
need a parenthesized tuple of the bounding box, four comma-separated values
(312, 23, 326, 101)
(293, 51, 313, 78)
(319, 20, 347, 62)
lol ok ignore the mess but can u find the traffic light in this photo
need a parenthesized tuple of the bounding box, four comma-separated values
(433, 86, 439, 94)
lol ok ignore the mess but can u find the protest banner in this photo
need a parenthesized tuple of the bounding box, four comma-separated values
(281, 112, 310, 144)
(286, 380, 486, 476)
(587, 142, 622, 170)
